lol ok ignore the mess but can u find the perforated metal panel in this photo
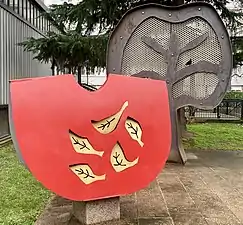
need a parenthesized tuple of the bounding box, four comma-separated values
(172, 72, 219, 100)
(174, 18, 222, 71)
(122, 17, 169, 77)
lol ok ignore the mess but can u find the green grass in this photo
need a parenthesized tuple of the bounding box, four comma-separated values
(184, 123, 243, 150)
(0, 144, 51, 225)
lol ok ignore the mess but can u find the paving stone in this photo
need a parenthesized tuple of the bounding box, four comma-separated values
(136, 181, 169, 218)
(35, 196, 72, 225)
(205, 217, 242, 225)
(162, 192, 199, 214)
(171, 213, 208, 225)
(157, 173, 186, 194)
(178, 168, 240, 221)
(199, 171, 243, 223)
(158, 174, 199, 214)
(138, 217, 173, 225)
(120, 194, 137, 220)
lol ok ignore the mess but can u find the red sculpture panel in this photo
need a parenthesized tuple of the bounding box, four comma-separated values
(9, 74, 171, 201)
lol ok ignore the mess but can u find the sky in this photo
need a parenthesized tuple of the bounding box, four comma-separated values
(44, 0, 236, 7)
(44, 0, 62, 6)
(44, 0, 76, 6)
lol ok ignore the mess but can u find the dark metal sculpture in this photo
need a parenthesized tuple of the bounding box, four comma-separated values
(106, 3, 233, 164)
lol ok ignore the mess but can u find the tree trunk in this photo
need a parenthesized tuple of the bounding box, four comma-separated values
(167, 0, 188, 163)
(51, 62, 55, 76)
(77, 66, 82, 85)
(174, 0, 187, 139)
(167, 106, 187, 164)
(178, 107, 187, 137)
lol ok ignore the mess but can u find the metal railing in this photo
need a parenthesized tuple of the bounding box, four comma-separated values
(185, 99, 243, 121)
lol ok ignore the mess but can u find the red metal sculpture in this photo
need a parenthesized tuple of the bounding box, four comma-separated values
(9, 74, 171, 201)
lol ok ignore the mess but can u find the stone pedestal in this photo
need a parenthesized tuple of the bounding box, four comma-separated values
(72, 197, 120, 225)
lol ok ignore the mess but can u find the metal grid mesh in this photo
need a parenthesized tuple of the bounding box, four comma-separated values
(121, 17, 170, 76)
(174, 18, 222, 72)
(172, 18, 222, 100)
(172, 73, 219, 100)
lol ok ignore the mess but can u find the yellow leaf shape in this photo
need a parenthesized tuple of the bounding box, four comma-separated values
(110, 142, 139, 172)
(125, 117, 144, 147)
(69, 130, 104, 157)
(92, 101, 129, 134)
(70, 164, 106, 185)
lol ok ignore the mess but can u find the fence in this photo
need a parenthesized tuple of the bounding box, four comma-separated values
(185, 99, 243, 121)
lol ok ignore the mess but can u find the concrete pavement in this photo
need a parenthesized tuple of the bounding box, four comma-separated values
(35, 150, 243, 225)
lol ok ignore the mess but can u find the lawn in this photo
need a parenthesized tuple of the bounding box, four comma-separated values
(0, 144, 51, 225)
(185, 123, 243, 150)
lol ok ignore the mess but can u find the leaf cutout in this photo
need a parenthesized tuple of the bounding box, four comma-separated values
(92, 101, 128, 134)
(110, 142, 139, 172)
(125, 117, 144, 147)
(70, 164, 106, 185)
(69, 130, 104, 157)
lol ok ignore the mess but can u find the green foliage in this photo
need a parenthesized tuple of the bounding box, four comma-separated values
(19, 0, 243, 74)
(19, 31, 108, 74)
(224, 90, 243, 99)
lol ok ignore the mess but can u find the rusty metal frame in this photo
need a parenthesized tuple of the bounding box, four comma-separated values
(106, 3, 232, 164)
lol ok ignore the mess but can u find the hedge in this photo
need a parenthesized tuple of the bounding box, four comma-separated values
(224, 91, 243, 100)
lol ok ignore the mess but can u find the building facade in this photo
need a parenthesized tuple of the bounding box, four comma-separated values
(0, 0, 55, 140)
(227, 2, 243, 91)
(231, 67, 243, 91)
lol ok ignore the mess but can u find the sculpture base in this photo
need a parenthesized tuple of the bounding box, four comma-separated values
(72, 197, 120, 225)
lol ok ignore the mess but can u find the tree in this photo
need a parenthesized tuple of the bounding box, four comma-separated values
(19, 31, 107, 79)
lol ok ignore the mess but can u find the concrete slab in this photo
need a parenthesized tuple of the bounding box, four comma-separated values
(72, 198, 120, 225)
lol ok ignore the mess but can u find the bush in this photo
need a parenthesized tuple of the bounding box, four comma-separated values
(224, 91, 243, 100)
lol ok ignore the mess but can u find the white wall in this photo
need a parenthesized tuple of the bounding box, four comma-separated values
(231, 66, 243, 91)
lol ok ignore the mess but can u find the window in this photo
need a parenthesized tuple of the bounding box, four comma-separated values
(36, 9, 40, 29)
(26, 0, 31, 22)
(8, 0, 14, 9)
(19, 0, 23, 16)
(26, 0, 30, 21)
(31, 3, 34, 25)
(34, 7, 37, 27)
(23, 0, 27, 19)
(14, 0, 19, 14)
(40, 15, 44, 31)
(47, 20, 50, 32)
(43, 18, 47, 33)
